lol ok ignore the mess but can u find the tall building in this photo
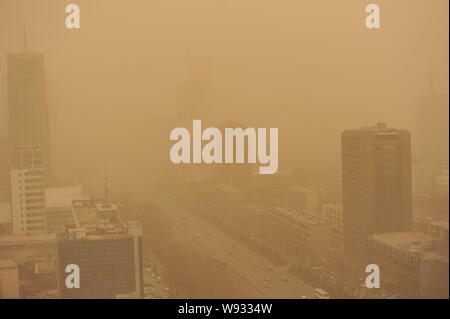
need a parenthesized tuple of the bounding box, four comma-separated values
(7, 49, 51, 176)
(341, 123, 412, 258)
(10, 145, 47, 235)
(56, 199, 143, 299)
(413, 91, 449, 194)
(415, 92, 449, 166)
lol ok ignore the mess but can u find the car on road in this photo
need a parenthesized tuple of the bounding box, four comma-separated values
(314, 288, 330, 299)
(266, 265, 272, 271)
(252, 262, 258, 268)
(282, 276, 288, 282)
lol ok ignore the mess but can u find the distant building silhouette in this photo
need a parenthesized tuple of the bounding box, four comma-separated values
(341, 123, 412, 259)
(413, 89, 449, 194)
(7, 45, 51, 176)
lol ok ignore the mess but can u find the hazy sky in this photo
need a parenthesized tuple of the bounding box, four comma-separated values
(0, 0, 448, 192)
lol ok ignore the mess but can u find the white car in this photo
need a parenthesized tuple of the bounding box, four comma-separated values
(314, 288, 330, 299)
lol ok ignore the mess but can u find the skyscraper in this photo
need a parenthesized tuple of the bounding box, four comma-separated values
(56, 200, 144, 299)
(7, 48, 51, 176)
(413, 91, 449, 194)
(341, 123, 412, 258)
(415, 92, 449, 166)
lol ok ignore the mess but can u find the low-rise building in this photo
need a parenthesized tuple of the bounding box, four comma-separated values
(365, 232, 449, 298)
(285, 186, 321, 214)
(263, 207, 330, 263)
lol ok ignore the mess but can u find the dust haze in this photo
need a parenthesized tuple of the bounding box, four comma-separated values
(0, 0, 448, 199)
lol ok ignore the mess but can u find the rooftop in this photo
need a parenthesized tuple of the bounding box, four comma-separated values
(269, 207, 323, 226)
(372, 232, 432, 248)
(343, 123, 408, 135)
(371, 232, 448, 261)
(56, 199, 130, 240)
(0, 233, 56, 247)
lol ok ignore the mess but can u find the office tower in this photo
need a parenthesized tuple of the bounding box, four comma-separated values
(413, 90, 449, 194)
(341, 123, 412, 257)
(10, 145, 46, 235)
(7, 49, 51, 176)
(56, 200, 143, 299)
(415, 92, 449, 166)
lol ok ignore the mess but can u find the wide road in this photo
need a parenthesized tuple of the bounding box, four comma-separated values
(153, 194, 316, 299)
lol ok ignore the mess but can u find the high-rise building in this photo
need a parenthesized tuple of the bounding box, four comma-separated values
(415, 92, 449, 166)
(7, 50, 51, 176)
(341, 123, 412, 258)
(10, 145, 46, 235)
(56, 199, 143, 299)
(413, 91, 449, 194)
